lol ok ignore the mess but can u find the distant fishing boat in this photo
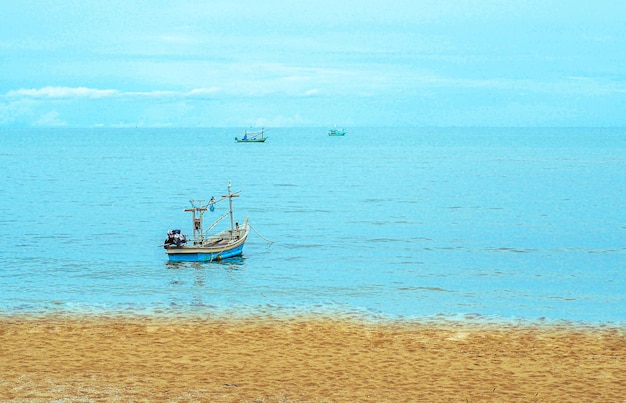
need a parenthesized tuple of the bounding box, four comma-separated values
(235, 128, 268, 142)
(328, 128, 346, 136)
(163, 181, 249, 262)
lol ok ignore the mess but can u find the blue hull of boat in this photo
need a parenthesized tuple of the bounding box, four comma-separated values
(167, 244, 245, 262)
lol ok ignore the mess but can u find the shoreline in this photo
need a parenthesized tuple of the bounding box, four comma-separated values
(1, 314, 624, 401)
(4, 307, 623, 326)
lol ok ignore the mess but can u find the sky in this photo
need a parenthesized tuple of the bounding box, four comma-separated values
(1, 0, 626, 127)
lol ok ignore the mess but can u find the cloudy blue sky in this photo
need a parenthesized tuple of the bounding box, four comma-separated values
(1, 1, 625, 127)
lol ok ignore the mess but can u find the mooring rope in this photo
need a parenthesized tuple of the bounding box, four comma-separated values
(249, 223, 274, 245)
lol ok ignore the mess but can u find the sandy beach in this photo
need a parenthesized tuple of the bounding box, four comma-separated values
(1, 315, 624, 402)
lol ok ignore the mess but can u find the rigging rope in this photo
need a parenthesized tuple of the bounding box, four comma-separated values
(249, 223, 274, 245)
(202, 211, 230, 236)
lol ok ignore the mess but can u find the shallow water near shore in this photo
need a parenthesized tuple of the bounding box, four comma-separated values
(1, 127, 625, 324)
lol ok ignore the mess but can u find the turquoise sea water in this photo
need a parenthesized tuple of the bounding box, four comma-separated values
(1, 127, 624, 324)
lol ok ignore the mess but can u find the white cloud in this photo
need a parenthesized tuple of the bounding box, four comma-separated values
(5, 86, 221, 99)
(186, 87, 221, 96)
(7, 87, 118, 99)
(33, 110, 67, 127)
(303, 89, 320, 97)
(0, 99, 34, 125)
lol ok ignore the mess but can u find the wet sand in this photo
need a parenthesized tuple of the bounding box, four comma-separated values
(1, 315, 624, 401)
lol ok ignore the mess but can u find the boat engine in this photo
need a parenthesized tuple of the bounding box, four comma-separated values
(164, 229, 187, 248)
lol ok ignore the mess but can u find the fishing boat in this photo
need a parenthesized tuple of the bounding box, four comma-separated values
(163, 181, 250, 262)
(235, 128, 268, 142)
(328, 128, 345, 136)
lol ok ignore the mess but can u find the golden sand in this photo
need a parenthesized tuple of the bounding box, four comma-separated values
(0, 315, 624, 402)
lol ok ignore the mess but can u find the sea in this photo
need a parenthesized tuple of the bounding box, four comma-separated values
(1, 127, 624, 325)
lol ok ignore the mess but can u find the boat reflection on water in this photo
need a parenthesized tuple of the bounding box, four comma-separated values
(165, 257, 247, 271)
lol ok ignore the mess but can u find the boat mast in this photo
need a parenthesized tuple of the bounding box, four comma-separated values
(223, 180, 239, 240)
